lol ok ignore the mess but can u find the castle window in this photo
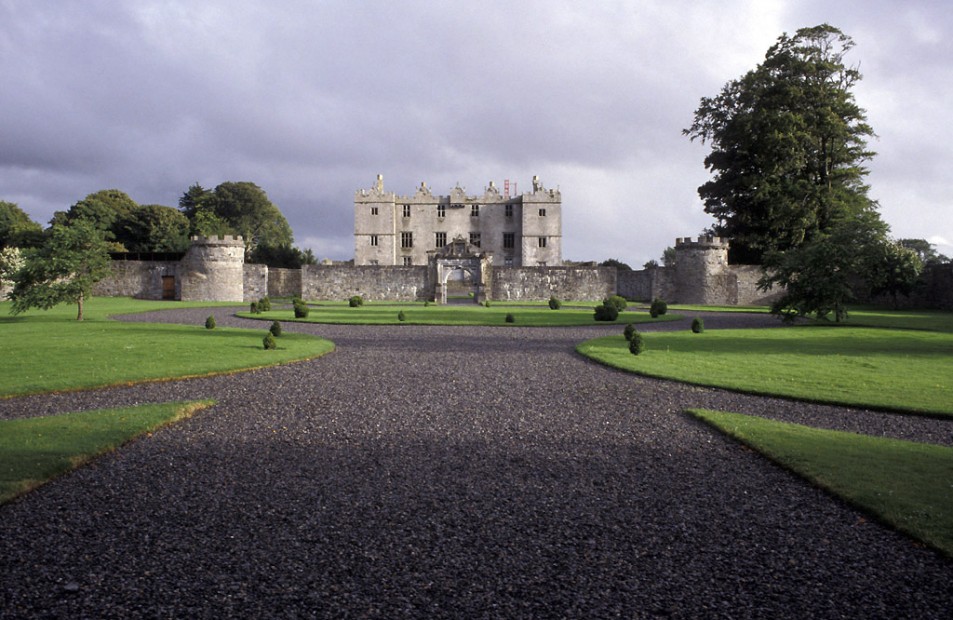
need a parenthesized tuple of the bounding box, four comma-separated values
(469, 232, 481, 248)
(505, 204, 513, 217)
(471, 204, 479, 217)
(503, 232, 514, 249)
(539, 208, 547, 217)
(403, 204, 411, 218)
(401, 231, 413, 248)
(435, 232, 446, 247)
(437, 204, 446, 218)
(504, 257, 514, 267)
(538, 236, 547, 248)
(402, 256, 412, 266)
(370, 259, 379, 265)
(369, 234, 379, 246)
(371, 206, 379, 215)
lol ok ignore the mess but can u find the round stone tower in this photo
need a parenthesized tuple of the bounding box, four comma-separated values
(179, 235, 245, 302)
(674, 235, 729, 304)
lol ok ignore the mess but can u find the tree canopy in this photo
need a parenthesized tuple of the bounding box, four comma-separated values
(0, 201, 44, 249)
(685, 24, 875, 264)
(180, 182, 293, 252)
(9, 221, 112, 320)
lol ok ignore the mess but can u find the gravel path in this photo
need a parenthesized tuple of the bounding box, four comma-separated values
(1, 308, 951, 618)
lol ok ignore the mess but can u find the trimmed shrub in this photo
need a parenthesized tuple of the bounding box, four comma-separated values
(424, 301, 430, 307)
(204, 315, 216, 330)
(628, 330, 644, 355)
(604, 295, 628, 313)
(259, 297, 271, 312)
(269, 321, 282, 337)
(691, 317, 705, 333)
(593, 303, 619, 322)
(505, 313, 515, 323)
(548, 296, 562, 310)
(263, 333, 277, 350)
(250, 301, 260, 314)
(484, 300, 491, 308)
(623, 323, 636, 341)
(348, 295, 364, 307)
(649, 297, 668, 318)
(293, 299, 309, 318)
(397, 310, 407, 322)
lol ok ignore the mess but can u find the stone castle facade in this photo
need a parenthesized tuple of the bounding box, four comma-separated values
(355, 175, 561, 267)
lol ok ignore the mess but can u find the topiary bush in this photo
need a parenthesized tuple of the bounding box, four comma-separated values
(205, 315, 216, 330)
(293, 299, 309, 318)
(623, 323, 636, 341)
(484, 300, 491, 307)
(605, 295, 628, 313)
(263, 333, 277, 350)
(348, 295, 364, 307)
(505, 312, 515, 323)
(593, 303, 619, 322)
(259, 296, 271, 312)
(628, 330, 644, 355)
(250, 301, 260, 314)
(548, 295, 562, 310)
(691, 317, 705, 333)
(397, 310, 406, 322)
(649, 297, 668, 318)
(269, 321, 282, 337)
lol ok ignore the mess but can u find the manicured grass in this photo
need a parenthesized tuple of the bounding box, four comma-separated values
(577, 326, 953, 416)
(689, 409, 953, 557)
(666, 304, 771, 314)
(0, 298, 334, 398)
(836, 308, 953, 333)
(242, 301, 682, 327)
(0, 401, 213, 504)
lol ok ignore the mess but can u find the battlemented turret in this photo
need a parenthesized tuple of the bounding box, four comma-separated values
(674, 235, 730, 305)
(179, 235, 245, 302)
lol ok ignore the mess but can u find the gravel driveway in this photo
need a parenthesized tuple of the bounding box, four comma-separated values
(1, 308, 951, 618)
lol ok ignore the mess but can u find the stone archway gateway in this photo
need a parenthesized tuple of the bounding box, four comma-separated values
(429, 236, 492, 305)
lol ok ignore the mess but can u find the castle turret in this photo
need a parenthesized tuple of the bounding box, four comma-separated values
(179, 235, 245, 301)
(674, 235, 729, 304)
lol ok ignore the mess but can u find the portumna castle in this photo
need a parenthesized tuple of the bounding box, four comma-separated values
(354, 175, 562, 267)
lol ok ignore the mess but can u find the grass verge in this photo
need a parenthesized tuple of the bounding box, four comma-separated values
(689, 409, 953, 557)
(0, 401, 213, 505)
(241, 301, 682, 327)
(576, 326, 953, 416)
(0, 298, 334, 398)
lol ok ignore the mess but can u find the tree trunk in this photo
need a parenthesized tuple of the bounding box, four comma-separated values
(77, 291, 84, 321)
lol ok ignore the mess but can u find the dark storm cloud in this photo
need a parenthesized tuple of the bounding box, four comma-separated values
(1, 0, 951, 263)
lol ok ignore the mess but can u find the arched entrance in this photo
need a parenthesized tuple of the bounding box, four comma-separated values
(429, 236, 492, 305)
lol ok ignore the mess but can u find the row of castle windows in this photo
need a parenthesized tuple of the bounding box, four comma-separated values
(372, 205, 547, 218)
(371, 232, 545, 250)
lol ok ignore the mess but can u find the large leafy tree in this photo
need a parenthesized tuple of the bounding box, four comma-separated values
(117, 204, 191, 253)
(0, 201, 44, 249)
(685, 24, 875, 264)
(9, 221, 112, 321)
(53, 190, 139, 249)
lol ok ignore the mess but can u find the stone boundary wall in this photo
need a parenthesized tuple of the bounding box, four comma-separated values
(302, 265, 431, 302)
(268, 268, 302, 298)
(93, 261, 176, 299)
(243, 265, 269, 303)
(861, 262, 953, 310)
(491, 266, 615, 301)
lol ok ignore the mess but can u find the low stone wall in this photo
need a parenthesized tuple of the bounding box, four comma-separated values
(730, 265, 785, 306)
(617, 268, 677, 302)
(244, 264, 269, 303)
(491, 266, 615, 301)
(302, 265, 431, 301)
(268, 268, 302, 298)
(93, 261, 176, 299)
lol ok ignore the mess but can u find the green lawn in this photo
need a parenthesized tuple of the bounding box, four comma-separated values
(690, 409, 953, 557)
(0, 401, 213, 504)
(0, 297, 334, 398)
(577, 325, 953, 416)
(242, 301, 681, 327)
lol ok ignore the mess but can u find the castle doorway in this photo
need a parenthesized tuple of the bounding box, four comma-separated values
(161, 276, 176, 300)
(444, 267, 477, 304)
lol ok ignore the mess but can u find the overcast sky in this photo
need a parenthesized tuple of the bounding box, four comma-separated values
(2, 0, 951, 266)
